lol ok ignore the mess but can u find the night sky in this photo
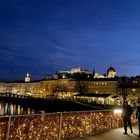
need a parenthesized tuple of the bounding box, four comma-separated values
(1, 0, 140, 81)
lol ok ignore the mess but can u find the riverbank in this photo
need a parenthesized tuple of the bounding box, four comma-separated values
(0, 96, 104, 113)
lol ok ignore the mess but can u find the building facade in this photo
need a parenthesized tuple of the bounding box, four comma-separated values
(0, 67, 140, 106)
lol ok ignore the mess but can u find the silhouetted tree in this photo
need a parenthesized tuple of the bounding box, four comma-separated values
(75, 81, 88, 94)
(51, 84, 68, 98)
(71, 72, 93, 81)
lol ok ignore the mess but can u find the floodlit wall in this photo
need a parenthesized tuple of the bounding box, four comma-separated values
(0, 80, 119, 97)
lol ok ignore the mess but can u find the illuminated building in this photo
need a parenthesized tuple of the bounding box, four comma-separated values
(107, 66, 117, 78)
(94, 66, 117, 78)
(0, 66, 139, 106)
(59, 67, 81, 74)
(25, 73, 31, 82)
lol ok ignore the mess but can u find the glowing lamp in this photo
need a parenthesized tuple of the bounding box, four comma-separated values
(113, 109, 122, 114)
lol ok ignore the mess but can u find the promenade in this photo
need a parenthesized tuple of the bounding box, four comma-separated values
(76, 125, 140, 140)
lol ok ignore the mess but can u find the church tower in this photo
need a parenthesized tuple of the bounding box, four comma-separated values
(107, 66, 117, 78)
(25, 72, 31, 82)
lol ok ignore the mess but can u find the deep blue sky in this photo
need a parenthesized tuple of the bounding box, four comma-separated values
(0, 0, 140, 81)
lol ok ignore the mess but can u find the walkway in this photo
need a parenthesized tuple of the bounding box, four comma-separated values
(75, 125, 140, 140)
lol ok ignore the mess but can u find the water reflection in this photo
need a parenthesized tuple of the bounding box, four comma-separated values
(0, 101, 45, 116)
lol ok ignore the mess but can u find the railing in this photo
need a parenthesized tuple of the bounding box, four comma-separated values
(0, 92, 30, 99)
(0, 110, 137, 140)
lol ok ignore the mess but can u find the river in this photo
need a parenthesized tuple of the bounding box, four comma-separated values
(0, 101, 46, 116)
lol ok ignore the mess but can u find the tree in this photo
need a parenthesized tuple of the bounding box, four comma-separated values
(50, 84, 67, 98)
(74, 81, 88, 94)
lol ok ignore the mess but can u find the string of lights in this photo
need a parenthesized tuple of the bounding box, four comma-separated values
(0, 110, 137, 140)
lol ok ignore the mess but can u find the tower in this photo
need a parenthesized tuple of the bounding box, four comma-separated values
(25, 72, 31, 82)
(107, 66, 116, 78)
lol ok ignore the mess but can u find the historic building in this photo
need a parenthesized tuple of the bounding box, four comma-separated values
(25, 73, 31, 82)
(94, 66, 117, 79)
(107, 66, 117, 78)
(0, 66, 139, 106)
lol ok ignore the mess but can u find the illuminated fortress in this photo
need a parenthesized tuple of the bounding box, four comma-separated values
(0, 66, 139, 106)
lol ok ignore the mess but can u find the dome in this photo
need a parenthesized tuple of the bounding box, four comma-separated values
(107, 66, 116, 74)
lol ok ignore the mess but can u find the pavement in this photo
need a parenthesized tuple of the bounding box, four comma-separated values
(75, 125, 140, 140)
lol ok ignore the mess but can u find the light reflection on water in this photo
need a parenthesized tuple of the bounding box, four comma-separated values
(0, 101, 45, 116)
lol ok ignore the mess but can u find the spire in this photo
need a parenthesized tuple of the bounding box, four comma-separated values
(26, 72, 30, 77)
(93, 68, 95, 77)
(25, 72, 31, 82)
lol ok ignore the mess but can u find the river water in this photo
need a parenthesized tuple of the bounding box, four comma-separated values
(0, 101, 46, 116)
